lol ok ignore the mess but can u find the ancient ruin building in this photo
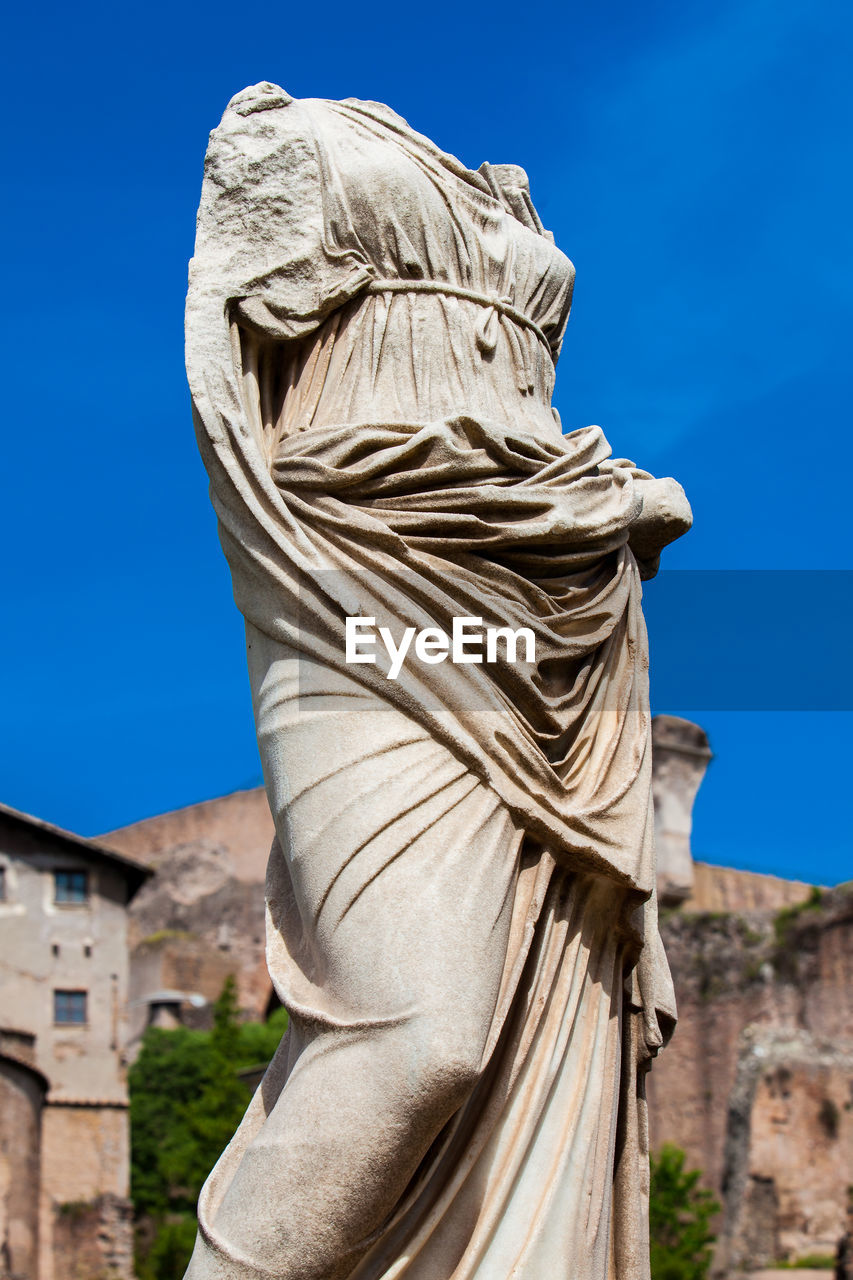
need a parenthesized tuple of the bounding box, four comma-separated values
(0, 803, 150, 1280)
(107, 719, 853, 1273)
(110, 717, 724, 1030)
(0, 1029, 46, 1280)
(652, 714, 713, 906)
(106, 788, 276, 1037)
(4, 717, 849, 1275)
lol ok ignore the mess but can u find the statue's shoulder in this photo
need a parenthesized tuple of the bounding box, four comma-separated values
(211, 84, 341, 154)
(224, 82, 295, 116)
(204, 84, 321, 182)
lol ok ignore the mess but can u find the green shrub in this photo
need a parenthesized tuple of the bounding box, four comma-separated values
(773, 1254, 835, 1269)
(129, 977, 288, 1276)
(650, 1144, 720, 1280)
(135, 1214, 199, 1280)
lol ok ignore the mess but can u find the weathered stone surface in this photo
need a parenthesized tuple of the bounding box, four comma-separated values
(652, 715, 711, 905)
(683, 861, 816, 914)
(649, 883, 853, 1271)
(116, 712, 716, 1037)
(750, 1272, 834, 1279)
(126, 840, 269, 1047)
(180, 81, 694, 1280)
(107, 792, 277, 1037)
(0, 1043, 45, 1279)
(0, 804, 148, 1280)
(107, 785, 852, 1275)
(106, 788, 274, 885)
(836, 1194, 853, 1279)
(51, 1192, 135, 1280)
(111, 776, 849, 1270)
(717, 1027, 853, 1272)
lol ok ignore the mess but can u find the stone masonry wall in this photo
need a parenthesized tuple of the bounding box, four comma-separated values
(51, 1194, 134, 1280)
(716, 1028, 853, 1271)
(39, 1106, 132, 1280)
(648, 883, 853, 1270)
(0, 1053, 44, 1280)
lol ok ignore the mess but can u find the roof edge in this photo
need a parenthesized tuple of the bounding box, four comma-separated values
(0, 802, 153, 891)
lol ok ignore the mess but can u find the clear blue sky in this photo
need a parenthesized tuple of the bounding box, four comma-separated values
(2, 0, 850, 884)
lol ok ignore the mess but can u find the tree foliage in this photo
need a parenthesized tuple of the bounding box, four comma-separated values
(129, 977, 288, 1279)
(649, 1143, 720, 1280)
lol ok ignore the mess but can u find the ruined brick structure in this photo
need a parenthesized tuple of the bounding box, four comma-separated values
(0, 1031, 46, 1279)
(650, 880, 853, 1273)
(2, 717, 849, 1276)
(107, 718, 852, 1274)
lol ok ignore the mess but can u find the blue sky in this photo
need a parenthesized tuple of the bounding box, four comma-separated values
(2, 0, 850, 884)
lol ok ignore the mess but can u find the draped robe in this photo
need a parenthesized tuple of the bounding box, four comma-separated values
(184, 81, 676, 1280)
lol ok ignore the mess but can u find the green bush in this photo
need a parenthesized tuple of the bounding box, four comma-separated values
(773, 1255, 835, 1270)
(650, 1144, 720, 1280)
(129, 977, 288, 1278)
(135, 1215, 199, 1280)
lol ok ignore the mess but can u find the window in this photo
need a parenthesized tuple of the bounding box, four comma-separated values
(0, 866, 5, 901)
(54, 990, 87, 1025)
(54, 869, 88, 905)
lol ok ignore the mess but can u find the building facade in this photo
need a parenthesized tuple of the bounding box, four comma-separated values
(0, 804, 150, 1280)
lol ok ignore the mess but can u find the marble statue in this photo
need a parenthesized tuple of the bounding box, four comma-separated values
(184, 82, 693, 1280)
